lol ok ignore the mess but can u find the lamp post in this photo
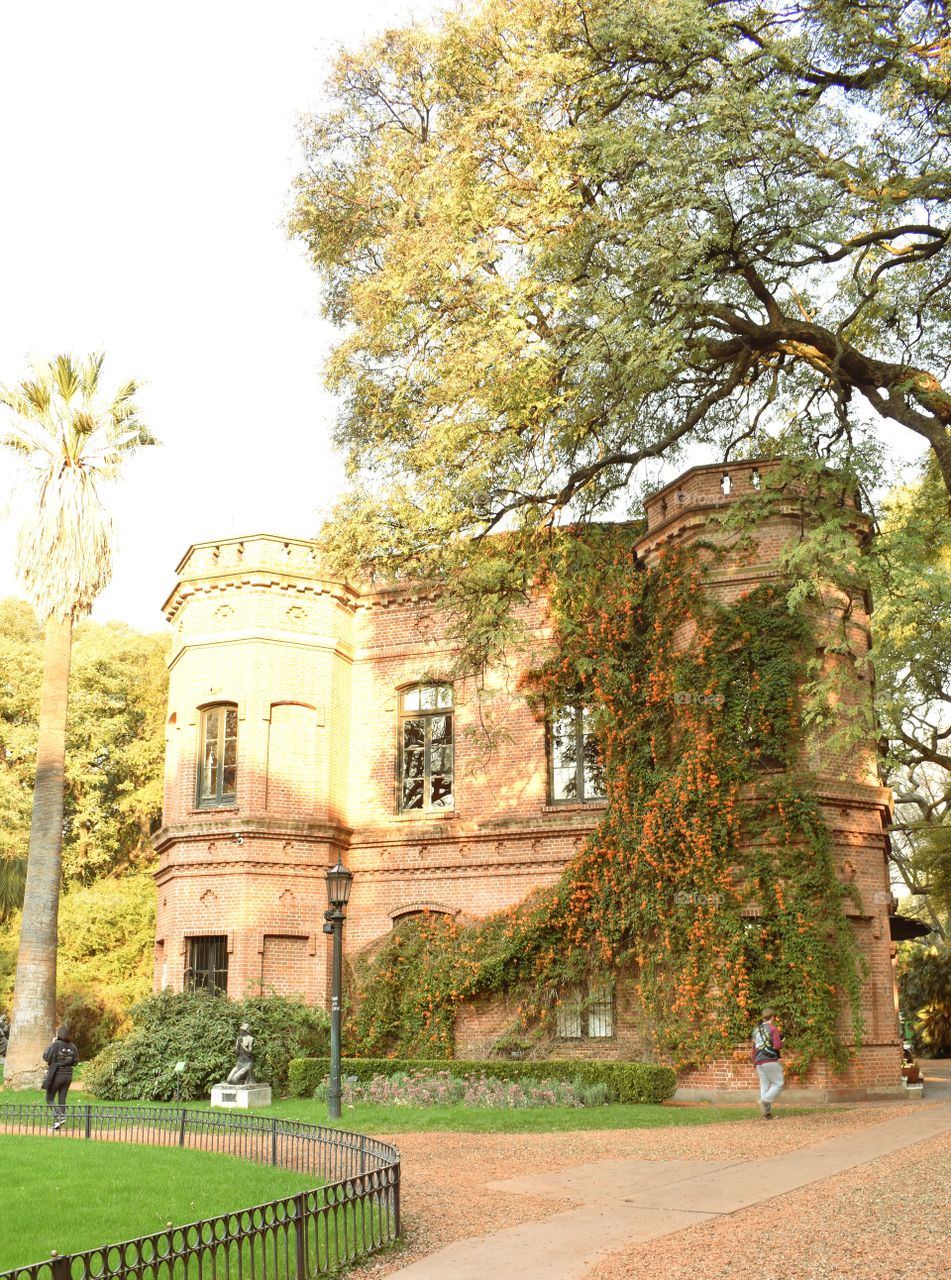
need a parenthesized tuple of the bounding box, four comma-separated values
(323, 859, 353, 1121)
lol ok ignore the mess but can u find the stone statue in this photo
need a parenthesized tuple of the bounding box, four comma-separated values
(226, 1022, 255, 1085)
(0, 1013, 9, 1057)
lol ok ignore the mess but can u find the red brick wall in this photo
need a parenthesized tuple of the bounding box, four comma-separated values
(152, 467, 901, 1099)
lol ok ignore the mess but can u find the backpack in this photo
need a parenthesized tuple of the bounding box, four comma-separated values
(55, 1043, 78, 1067)
(752, 1022, 778, 1058)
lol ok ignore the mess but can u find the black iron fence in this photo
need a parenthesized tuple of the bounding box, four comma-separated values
(0, 1104, 400, 1280)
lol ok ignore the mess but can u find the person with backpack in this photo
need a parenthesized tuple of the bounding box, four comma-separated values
(41, 1025, 79, 1130)
(751, 1007, 783, 1119)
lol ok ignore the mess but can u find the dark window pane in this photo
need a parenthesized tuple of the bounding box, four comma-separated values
(223, 739, 237, 767)
(402, 779, 424, 809)
(431, 777, 453, 807)
(403, 719, 425, 748)
(222, 766, 237, 794)
(225, 708, 237, 737)
(205, 708, 220, 738)
(403, 749, 424, 778)
(582, 735, 605, 799)
(553, 767, 577, 800)
(430, 714, 451, 745)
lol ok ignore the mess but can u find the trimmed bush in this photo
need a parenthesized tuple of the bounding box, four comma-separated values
(85, 991, 329, 1101)
(288, 1056, 676, 1104)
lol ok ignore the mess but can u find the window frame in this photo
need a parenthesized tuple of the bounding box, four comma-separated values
(397, 681, 455, 813)
(184, 935, 229, 996)
(555, 980, 615, 1040)
(548, 704, 606, 804)
(196, 703, 238, 808)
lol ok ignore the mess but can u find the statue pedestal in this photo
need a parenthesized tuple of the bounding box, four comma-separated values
(210, 1083, 273, 1109)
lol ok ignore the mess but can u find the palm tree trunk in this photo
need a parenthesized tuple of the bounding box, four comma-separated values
(3, 615, 72, 1088)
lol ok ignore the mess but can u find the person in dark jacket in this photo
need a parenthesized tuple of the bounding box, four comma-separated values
(42, 1025, 79, 1130)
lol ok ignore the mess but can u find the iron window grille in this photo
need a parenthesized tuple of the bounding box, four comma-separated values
(185, 935, 229, 995)
(555, 980, 614, 1039)
(399, 682, 454, 812)
(198, 704, 238, 807)
(549, 705, 605, 803)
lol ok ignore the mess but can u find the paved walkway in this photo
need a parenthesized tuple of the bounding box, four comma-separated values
(388, 1086, 951, 1280)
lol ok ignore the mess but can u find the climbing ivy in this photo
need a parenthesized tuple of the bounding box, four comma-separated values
(350, 534, 865, 1074)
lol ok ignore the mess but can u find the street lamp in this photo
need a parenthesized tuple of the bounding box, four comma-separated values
(323, 859, 353, 1121)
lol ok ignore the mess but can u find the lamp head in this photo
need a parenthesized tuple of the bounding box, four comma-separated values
(325, 860, 353, 909)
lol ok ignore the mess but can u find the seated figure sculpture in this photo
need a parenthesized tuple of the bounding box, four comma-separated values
(226, 1023, 255, 1085)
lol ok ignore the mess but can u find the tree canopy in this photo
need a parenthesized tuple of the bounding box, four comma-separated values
(0, 603, 168, 916)
(293, 0, 951, 575)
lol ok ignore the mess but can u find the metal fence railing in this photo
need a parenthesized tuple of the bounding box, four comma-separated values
(0, 1104, 400, 1280)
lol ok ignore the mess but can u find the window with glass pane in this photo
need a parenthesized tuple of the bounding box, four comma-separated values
(556, 980, 614, 1039)
(399, 682, 454, 812)
(198, 704, 238, 806)
(185, 935, 228, 995)
(550, 705, 605, 802)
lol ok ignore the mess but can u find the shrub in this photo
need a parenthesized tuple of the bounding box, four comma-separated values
(899, 943, 951, 1056)
(84, 990, 329, 1100)
(312, 1069, 605, 1108)
(288, 1056, 676, 1104)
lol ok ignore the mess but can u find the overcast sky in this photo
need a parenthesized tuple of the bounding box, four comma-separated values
(0, 0, 444, 631)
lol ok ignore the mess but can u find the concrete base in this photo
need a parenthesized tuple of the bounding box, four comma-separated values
(210, 1082, 272, 1109)
(674, 1084, 907, 1105)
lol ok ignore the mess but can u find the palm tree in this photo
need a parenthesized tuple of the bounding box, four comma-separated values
(0, 354, 154, 1087)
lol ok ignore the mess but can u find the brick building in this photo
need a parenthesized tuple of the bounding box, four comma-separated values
(152, 460, 903, 1100)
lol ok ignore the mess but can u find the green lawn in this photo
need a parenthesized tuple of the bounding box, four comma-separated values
(263, 1095, 767, 1132)
(0, 1136, 318, 1273)
(0, 1089, 777, 1133)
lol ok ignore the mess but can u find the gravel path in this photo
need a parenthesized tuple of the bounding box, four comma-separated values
(590, 1130, 951, 1280)
(347, 1104, 930, 1279)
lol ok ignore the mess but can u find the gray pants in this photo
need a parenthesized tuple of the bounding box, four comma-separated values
(756, 1061, 784, 1105)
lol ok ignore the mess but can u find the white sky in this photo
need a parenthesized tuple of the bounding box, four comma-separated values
(0, 0, 445, 631)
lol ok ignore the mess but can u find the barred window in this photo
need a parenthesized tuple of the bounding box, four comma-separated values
(550, 705, 605, 803)
(399, 683, 454, 812)
(555, 980, 614, 1039)
(198, 704, 237, 807)
(185, 935, 228, 996)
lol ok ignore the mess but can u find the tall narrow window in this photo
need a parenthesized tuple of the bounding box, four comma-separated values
(185, 935, 228, 995)
(399, 682, 454, 812)
(555, 980, 614, 1039)
(198, 704, 238, 807)
(550, 705, 605, 803)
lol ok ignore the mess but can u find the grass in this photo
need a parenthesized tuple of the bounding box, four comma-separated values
(0, 1088, 786, 1133)
(0, 1136, 318, 1273)
(263, 1095, 769, 1132)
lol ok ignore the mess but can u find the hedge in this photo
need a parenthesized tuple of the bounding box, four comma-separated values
(287, 1056, 676, 1104)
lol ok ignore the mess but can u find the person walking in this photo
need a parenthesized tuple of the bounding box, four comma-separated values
(752, 1007, 783, 1119)
(42, 1025, 79, 1130)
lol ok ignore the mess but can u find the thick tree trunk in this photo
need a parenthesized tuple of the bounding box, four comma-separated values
(3, 615, 72, 1089)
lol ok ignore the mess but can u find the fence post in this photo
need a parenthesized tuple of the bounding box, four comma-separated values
(50, 1252, 70, 1280)
(294, 1192, 307, 1280)
(179, 1108, 187, 1147)
(271, 1117, 278, 1167)
(84, 1105, 92, 1139)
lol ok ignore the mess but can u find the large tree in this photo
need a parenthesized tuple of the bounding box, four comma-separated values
(0, 354, 154, 1087)
(0, 603, 169, 916)
(292, 0, 951, 589)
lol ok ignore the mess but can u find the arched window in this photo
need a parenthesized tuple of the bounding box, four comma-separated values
(399, 682, 454, 812)
(198, 704, 238, 807)
(549, 705, 605, 803)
